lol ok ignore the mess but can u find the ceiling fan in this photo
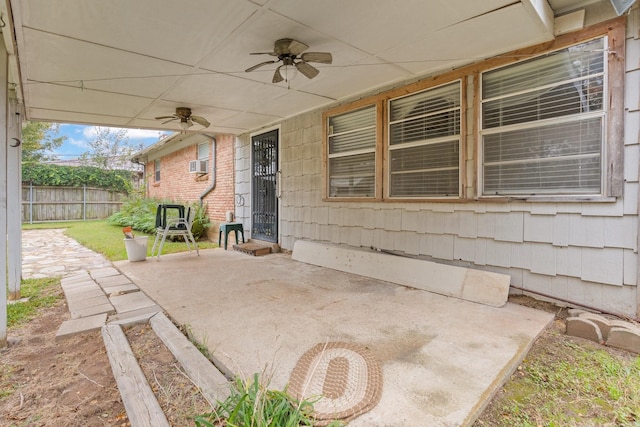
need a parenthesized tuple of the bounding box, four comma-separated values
(245, 38, 332, 83)
(155, 107, 210, 130)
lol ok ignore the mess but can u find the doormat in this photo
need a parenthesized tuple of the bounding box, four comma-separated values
(288, 342, 383, 425)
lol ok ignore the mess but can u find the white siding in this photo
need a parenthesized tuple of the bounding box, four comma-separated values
(235, 8, 640, 316)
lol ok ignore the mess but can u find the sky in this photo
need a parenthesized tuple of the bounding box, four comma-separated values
(49, 123, 171, 160)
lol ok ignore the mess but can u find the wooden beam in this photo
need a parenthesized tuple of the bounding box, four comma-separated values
(149, 312, 230, 406)
(7, 95, 21, 300)
(0, 35, 8, 348)
(101, 324, 170, 427)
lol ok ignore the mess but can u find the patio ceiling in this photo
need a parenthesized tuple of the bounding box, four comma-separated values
(3, 0, 598, 135)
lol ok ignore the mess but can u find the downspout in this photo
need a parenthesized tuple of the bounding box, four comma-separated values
(199, 136, 216, 206)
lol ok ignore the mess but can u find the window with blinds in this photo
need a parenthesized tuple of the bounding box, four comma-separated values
(327, 105, 377, 198)
(481, 37, 606, 196)
(388, 81, 461, 197)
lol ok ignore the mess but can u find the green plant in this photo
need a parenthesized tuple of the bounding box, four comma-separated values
(7, 277, 61, 327)
(194, 373, 320, 427)
(108, 197, 211, 239)
(23, 164, 134, 194)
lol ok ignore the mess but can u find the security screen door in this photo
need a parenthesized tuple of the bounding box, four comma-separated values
(251, 129, 279, 242)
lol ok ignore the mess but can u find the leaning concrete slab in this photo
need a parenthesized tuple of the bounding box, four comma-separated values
(292, 240, 510, 307)
(56, 313, 107, 339)
(578, 312, 612, 340)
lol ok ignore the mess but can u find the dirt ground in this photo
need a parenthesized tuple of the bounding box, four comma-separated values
(0, 287, 631, 426)
(0, 287, 211, 427)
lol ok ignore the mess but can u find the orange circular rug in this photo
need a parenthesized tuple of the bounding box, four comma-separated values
(288, 342, 383, 425)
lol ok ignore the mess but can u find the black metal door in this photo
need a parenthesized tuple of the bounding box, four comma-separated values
(251, 130, 278, 242)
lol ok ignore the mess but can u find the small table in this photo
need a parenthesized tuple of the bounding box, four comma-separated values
(218, 222, 245, 250)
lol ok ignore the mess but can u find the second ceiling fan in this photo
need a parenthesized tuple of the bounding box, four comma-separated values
(245, 38, 332, 84)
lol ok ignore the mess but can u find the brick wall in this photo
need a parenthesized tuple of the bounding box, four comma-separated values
(146, 134, 236, 237)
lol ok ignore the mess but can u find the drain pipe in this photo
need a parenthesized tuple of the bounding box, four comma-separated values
(199, 136, 216, 206)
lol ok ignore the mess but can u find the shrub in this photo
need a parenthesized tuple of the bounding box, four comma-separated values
(108, 197, 211, 239)
(23, 164, 134, 194)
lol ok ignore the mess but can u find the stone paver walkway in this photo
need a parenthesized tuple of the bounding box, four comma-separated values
(22, 229, 111, 279)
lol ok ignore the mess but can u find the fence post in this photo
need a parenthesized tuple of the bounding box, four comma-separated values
(83, 184, 87, 221)
(29, 181, 33, 224)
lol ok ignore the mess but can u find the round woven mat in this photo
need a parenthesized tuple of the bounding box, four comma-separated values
(288, 342, 383, 425)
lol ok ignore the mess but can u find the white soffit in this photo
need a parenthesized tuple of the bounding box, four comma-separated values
(10, 0, 570, 135)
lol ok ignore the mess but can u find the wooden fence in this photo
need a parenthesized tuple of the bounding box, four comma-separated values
(22, 184, 125, 223)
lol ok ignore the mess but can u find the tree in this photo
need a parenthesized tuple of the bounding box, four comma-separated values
(79, 127, 144, 170)
(21, 121, 66, 164)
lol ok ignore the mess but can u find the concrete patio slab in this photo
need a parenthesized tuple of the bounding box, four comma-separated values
(89, 267, 121, 279)
(109, 292, 160, 314)
(95, 274, 135, 287)
(56, 313, 108, 339)
(102, 283, 139, 296)
(115, 248, 554, 426)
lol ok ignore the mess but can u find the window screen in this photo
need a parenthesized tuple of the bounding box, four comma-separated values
(388, 81, 461, 197)
(197, 142, 209, 161)
(154, 159, 160, 182)
(481, 37, 606, 195)
(327, 106, 377, 198)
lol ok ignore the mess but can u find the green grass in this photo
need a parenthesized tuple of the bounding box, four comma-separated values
(23, 220, 218, 261)
(7, 277, 62, 328)
(194, 373, 346, 427)
(476, 325, 640, 427)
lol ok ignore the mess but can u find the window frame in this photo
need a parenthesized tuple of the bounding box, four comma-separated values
(154, 159, 160, 182)
(386, 80, 464, 199)
(479, 36, 608, 198)
(323, 99, 384, 201)
(320, 17, 624, 203)
(197, 142, 209, 162)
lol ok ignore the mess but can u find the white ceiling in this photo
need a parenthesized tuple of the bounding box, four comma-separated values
(3, 0, 605, 135)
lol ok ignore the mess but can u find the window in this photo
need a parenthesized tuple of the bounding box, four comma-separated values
(197, 142, 209, 161)
(388, 81, 461, 198)
(154, 159, 160, 182)
(481, 37, 606, 196)
(327, 105, 378, 198)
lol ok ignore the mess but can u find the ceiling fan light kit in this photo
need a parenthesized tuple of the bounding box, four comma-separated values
(245, 38, 332, 84)
(154, 107, 210, 131)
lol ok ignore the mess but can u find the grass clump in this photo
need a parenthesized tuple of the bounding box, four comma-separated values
(194, 374, 345, 427)
(476, 324, 640, 427)
(7, 277, 61, 327)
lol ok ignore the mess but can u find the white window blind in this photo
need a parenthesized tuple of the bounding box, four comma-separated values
(197, 142, 209, 161)
(154, 159, 160, 182)
(328, 106, 377, 198)
(481, 37, 605, 195)
(388, 82, 461, 197)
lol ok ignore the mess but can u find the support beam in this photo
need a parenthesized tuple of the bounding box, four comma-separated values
(7, 94, 21, 300)
(0, 37, 8, 348)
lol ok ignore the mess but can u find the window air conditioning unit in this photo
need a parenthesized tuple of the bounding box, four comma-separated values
(189, 160, 208, 174)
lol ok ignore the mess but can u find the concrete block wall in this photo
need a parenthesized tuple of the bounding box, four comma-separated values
(146, 134, 235, 233)
(234, 9, 640, 316)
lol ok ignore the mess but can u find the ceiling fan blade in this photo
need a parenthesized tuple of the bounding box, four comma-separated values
(250, 52, 278, 56)
(161, 117, 178, 125)
(245, 60, 277, 72)
(296, 61, 319, 79)
(155, 115, 175, 120)
(191, 115, 210, 128)
(286, 39, 309, 56)
(272, 66, 284, 83)
(301, 52, 332, 64)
